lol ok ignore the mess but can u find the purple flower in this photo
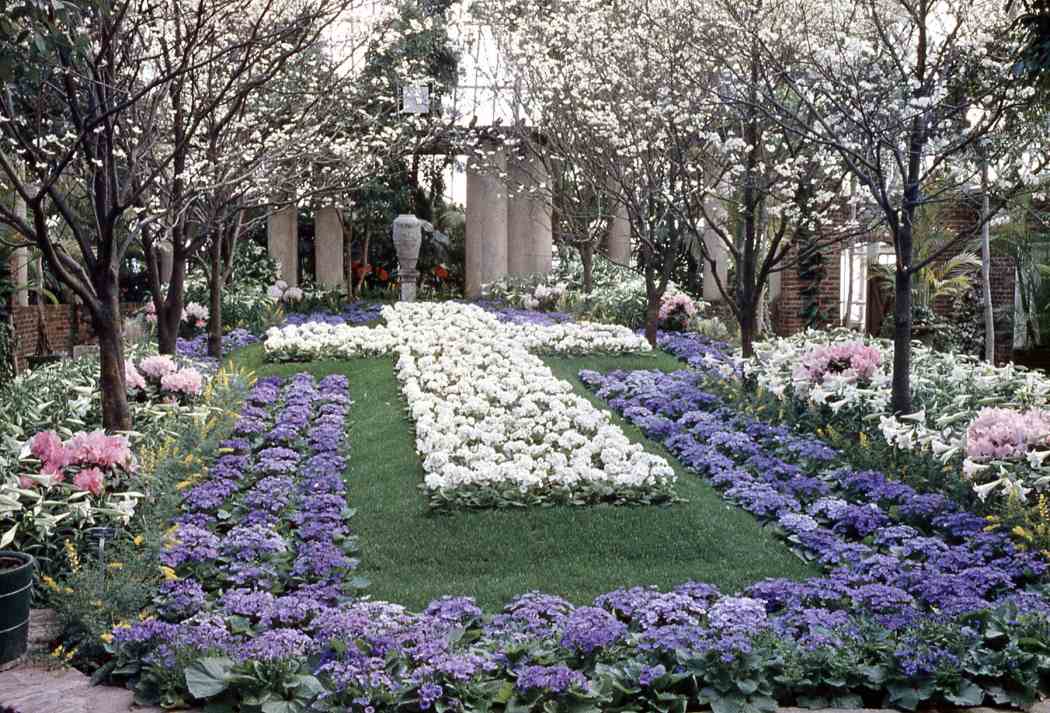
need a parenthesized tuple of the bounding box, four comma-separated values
(707, 597, 768, 635)
(515, 664, 588, 694)
(560, 607, 627, 654)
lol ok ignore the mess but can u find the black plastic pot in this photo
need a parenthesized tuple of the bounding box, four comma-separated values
(0, 551, 34, 667)
(27, 354, 62, 370)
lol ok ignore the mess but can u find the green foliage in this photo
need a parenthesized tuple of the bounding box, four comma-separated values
(184, 240, 281, 335)
(49, 368, 251, 674)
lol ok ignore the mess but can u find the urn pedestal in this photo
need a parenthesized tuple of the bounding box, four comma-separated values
(393, 215, 423, 302)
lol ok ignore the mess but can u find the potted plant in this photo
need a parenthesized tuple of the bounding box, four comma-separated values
(0, 550, 34, 668)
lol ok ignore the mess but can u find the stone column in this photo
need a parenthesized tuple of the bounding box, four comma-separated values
(314, 207, 345, 289)
(605, 199, 631, 265)
(702, 230, 728, 302)
(507, 153, 552, 276)
(267, 206, 298, 286)
(465, 150, 508, 297)
(157, 240, 174, 285)
(10, 247, 28, 306)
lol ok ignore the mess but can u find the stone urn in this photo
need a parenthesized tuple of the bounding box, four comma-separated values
(392, 214, 423, 302)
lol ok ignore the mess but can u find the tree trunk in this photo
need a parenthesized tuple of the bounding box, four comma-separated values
(891, 266, 913, 414)
(740, 299, 757, 358)
(208, 237, 224, 359)
(93, 297, 131, 432)
(581, 243, 594, 294)
(980, 162, 995, 363)
(644, 287, 660, 347)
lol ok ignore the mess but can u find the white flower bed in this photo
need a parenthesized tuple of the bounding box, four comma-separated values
(747, 329, 1050, 501)
(263, 322, 401, 361)
(263, 303, 650, 361)
(266, 303, 674, 508)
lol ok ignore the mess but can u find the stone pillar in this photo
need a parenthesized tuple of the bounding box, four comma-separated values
(702, 231, 728, 302)
(507, 153, 553, 275)
(606, 200, 631, 265)
(465, 150, 508, 297)
(157, 240, 173, 285)
(10, 247, 28, 306)
(315, 207, 345, 289)
(267, 206, 298, 286)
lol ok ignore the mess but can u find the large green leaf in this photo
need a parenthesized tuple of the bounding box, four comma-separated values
(184, 657, 233, 699)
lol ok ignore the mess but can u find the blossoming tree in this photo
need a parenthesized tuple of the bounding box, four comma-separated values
(134, 0, 353, 356)
(0, 0, 246, 428)
(752, 0, 1040, 411)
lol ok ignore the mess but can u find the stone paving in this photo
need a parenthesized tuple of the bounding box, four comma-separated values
(0, 610, 168, 713)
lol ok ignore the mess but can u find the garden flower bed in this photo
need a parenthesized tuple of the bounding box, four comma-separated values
(746, 330, 1050, 504)
(109, 359, 1050, 712)
(267, 303, 676, 509)
(263, 302, 651, 362)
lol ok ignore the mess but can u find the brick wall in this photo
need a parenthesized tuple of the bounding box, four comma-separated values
(10, 302, 143, 373)
(988, 256, 1016, 366)
(772, 242, 843, 336)
(769, 196, 1016, 365)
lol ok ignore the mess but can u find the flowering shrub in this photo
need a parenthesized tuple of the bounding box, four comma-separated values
(267, 280, 304, 304)
(657, 291, 699, 331)
(792, 341, 882, 390)
(127, 355, 205, 402)
(747, 330, 1050, 502)
(1, 430, 143, 567)
(965, 407, 1050, 462)
(486, 252, 714, 331)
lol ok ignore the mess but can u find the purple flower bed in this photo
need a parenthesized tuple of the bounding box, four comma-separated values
(283, 301, 385, 326)
(656, 330, 738, 374)
(175, 328, 259, 363)
(473, 299, 574, 326)
(109, 340, 1050, 712)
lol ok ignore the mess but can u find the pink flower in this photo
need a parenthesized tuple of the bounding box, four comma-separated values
(73, 467, 105, 496)
(965, 407, 1050, 462)
(794, 342, 882, 386)
(658, 292, 699, 322)
(66, 431, 132, 469)
(139, 355, 177, 380)
(30, 431, 70, 476)
(183, 302, 208, 323)
(160, 368, 204, 396)
(126, 361, 147, 391)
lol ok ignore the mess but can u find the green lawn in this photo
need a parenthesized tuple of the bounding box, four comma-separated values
(228, 344, 817, 611)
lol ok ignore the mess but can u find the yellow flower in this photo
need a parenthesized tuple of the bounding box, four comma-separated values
(41, 575, 60, 591)
(1012, 526, 1033, 541)
(51, 645, 65, 658)
(99, 633, 113, 644)
(175, 479, 195, 491)
(133, 535, 144, 546)
(859, 432, 870, 449)
(160, 566, 179, 581)
(106, 562, 124, 571)
(64, 540, 81, 572)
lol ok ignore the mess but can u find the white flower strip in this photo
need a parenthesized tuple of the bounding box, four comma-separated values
(265, 303, 673, 507)
(264, 303, 651, 360)
(389, 304, 675, 505)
